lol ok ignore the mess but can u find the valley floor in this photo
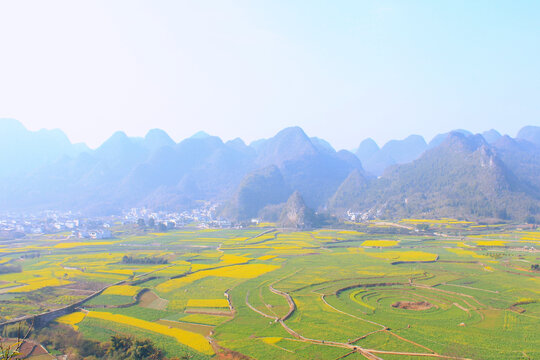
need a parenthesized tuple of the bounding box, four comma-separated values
(0, 220, 538, 359)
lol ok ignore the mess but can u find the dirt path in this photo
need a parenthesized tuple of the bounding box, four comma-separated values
(319, 293, 386, 330)
(269, 284, 296, 321)
(348, 329, 386, 344)
(414, 284, 486, 308)
(364, 349, 471, 359)
(258, 285, 279, 318)
(244, 229, 278, 245)
(314, 279, 444, 354)
(334, 350, 357, 360)
(413, 284, 486, 321)
(442, 283, 498, 294)
(245, 290, 278, 320)
(245, 274, 477, 359)
(452, 302, 469, 313)
(246, 287, 472, 360)
(320, 292, 436, 354)
(225, 289, 236, 314)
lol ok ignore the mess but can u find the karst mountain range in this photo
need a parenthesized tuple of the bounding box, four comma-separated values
(1, 118, 540, 222)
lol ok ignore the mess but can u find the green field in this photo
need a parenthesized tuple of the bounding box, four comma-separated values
(0, 221, 539, 359)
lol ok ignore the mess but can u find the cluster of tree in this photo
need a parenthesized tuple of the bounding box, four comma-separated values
(0, 264, 22, 275)
(32, 324, 106, 359)
(0, 231, 25, 240)
(107, 335, 164, 360)
(532, 264, 539, 271)
(137, 218, 174, 232)
(122, 255, 168, 265)
(2, 322, 32, 338)
(525, 215, 537, 225)
(415, 223, 430, 231)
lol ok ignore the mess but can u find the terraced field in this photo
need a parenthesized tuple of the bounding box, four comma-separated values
(0, 221, 539, 359)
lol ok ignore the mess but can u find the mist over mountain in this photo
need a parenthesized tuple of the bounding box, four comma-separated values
(481, 129, 502, 144)
(357, 135, 427, 176)
(221, 165, 290, 221)
(517, 125, 540, 146)
(427, 129, 473, 149)
(251, 127, 364, 208)
(1, 118, 539, 222)
(0, 118, 89, 179)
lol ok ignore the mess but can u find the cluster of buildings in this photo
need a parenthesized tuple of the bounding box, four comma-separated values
(0, 211, 112, 239)
(123, 203, 231, 229)
(0, 202, 234, 240)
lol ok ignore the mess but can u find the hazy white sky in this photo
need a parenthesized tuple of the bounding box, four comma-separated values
(0, 1, 538, 149)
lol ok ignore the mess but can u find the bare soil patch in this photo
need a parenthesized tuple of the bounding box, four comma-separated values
(139, 290, 169, 310)
(392, 301, 433, 310)
(62, 280, 108, 292)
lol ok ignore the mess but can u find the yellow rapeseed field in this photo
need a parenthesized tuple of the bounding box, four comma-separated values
(56, 311, 86, 330)
(102, 285, 141, 296)
(364, 250, 438, 262)
(86, 311, 214, 355)
(361, 240, 398, 247)
(258, 255, 276, 260)
(186, 299, 229, 308)
(221, 254, 251, 264)
(190, 264, 215, 271)
(476, 240, 506, 247)
(9, 278, 71, 293)
(261, 337, 282, 345)
(156, 264, 279, 292)
(53, 241, 116, 249)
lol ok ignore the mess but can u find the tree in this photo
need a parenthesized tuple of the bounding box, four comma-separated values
(0, 342, 21, 360)
(157, 222, 167, 232)
(132, 339, 163, 360)
(111, 335, 132, 352)
(137, 218, 146, 227)
(0, 322, 32, 360)
(148, 217, 155, 228)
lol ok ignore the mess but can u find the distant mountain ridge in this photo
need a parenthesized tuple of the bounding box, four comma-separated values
(1, 118, 539, 222)
(356, 135, 427, 176)
(333, 131, 540, 221)
(0, 118, 89, 179)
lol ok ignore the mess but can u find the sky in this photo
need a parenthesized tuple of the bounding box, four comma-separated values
(0, 0, 539, 150)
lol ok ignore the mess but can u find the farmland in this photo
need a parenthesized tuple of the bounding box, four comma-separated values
(0, 221, 539, 359)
